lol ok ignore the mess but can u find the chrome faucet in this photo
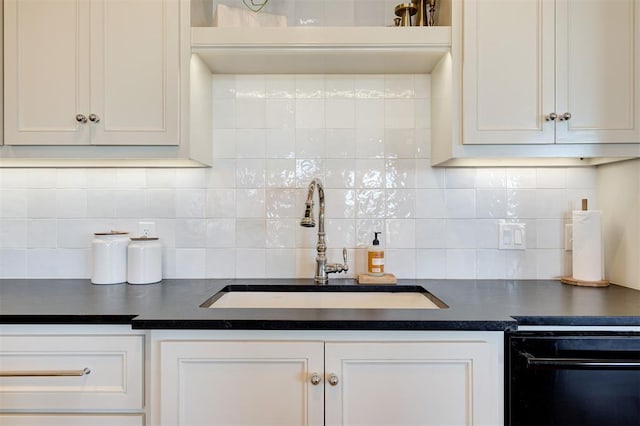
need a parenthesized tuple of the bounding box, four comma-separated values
(300, 178, 349, 285)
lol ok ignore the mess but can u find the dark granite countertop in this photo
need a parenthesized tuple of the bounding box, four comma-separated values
(0, 279, 638, 331)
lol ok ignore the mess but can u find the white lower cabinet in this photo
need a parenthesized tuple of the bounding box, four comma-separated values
(154, 331, 503, 426)
(0, 325, 145, 426)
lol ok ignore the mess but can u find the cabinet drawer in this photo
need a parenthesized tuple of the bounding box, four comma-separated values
(0, 334, 143, 411)
(0, 414, 144, 426)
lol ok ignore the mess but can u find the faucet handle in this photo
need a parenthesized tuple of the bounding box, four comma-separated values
(342, 247, 348, 264)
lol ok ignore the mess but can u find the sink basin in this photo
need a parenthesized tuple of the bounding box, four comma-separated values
(201, 285, 447, 310)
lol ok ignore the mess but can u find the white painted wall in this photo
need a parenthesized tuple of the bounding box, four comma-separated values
(596, 159, 640, 290)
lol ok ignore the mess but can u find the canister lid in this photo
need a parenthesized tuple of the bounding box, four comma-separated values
(94, 230, 129, 235)
(130, 236, 160, 241)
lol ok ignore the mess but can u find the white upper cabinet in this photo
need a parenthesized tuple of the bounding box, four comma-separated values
(555, 0, 639, 144)
(462, 0, 640, 146)
(4, 0, 180, 146)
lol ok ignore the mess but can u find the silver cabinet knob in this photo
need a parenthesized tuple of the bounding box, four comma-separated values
(75, 114, 87, 123)
(310, 373, 322, 386)
(559, 112, 572, 121)
(545, 112, 558, 121)
(88, 113, 100, 123)
(328, 373, 339, 386)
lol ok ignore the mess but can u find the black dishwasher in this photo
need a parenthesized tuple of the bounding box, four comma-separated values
(506, 331, 640, 426)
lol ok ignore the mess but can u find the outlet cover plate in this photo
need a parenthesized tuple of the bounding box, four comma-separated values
(499, 223, 526, 250)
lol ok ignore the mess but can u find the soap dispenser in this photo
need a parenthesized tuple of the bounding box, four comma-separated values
(367, 232, 385, 276)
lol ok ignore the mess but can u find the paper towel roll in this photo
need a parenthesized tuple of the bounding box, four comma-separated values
(572, 210, 604, 281)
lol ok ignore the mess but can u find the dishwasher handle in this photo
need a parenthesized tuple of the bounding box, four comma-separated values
(519, 351, 640, 370)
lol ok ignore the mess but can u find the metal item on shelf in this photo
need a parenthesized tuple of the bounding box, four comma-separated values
(428, 0, 438, 26)
(394, 3, 418, 27)
(412, 0, 428, 26)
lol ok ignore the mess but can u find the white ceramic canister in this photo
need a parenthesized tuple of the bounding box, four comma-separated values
(91, 231, 130, 284)
(127, 237, 162, 285)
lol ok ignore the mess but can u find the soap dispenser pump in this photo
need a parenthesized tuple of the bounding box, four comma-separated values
(367, 232, 385, 276)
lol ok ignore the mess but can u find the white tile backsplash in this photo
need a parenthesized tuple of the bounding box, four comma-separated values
(0, 74, 599, 279)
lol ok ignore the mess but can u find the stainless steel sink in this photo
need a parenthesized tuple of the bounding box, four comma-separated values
(201, 285, 447, 310)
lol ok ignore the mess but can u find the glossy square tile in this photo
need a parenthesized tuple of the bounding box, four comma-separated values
(415, 249, 446, 278)
(266, 128, 296, 159)
(176, 189, 206, 218)
(446, 219, 477, 248)
(415, 188, 447, 218)
(475, 189, 506, 218)
(236, 159, 266, 187)
(385, 129, 416, 159)
(145, 189, 176, 218)
(355, 128, 384, 158)
(266, 189, 298, 218)
(445, 249, 476, 279)
(266, 219, 297, 248)
(296, 99, 325, 128)
(266, 99, 295, 129)
(325, 129, 356, 158)
(0, 190, 27, 218)
(235, 75, 266, 99)
(415, 219, 447, 248)
(236, 219, 266, 248)
(206, 218, 236, 248)
(385, 219, 415, 248)
(326, 99, 355, 128)
(212, 129, 237, 158)
(266, 249, 297, 278)
(386, 189, 415, 218)
(355, 159, 385, 188)
(265, 75, 295, 99)
(355, 99, 384, 129)
(296, 129, 326, 158)
(356, 189, 386, 218)
(236, 189, 266, 218)
(295, 75, 325, 98)
(325, 159, 356, 188)
(537, 168, 567, 189)
(325, 75, 355, 98)
(0, 219, 27, 248)
(206, 248, 236, 278)
(266, 159, 297, 188)
(446, 189, 476, 218)
(0, 249, 26, 278)
(385, 249, 416, 278)
(175, 219, 207, 247)
(476, 249, 507, 279)
(386, 159, 417, 188)
(206, 189, 236, 218)
(235, 99, 266, 129)
(385, 99, 415, 128)
(27, 219, 57, 248)
(385, 75, 415, 99)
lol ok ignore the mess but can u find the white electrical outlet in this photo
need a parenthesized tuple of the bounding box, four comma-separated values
(499, 222, 526, 250)
(138, 221, 156, 237)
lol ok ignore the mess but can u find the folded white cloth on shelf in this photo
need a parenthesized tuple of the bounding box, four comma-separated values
(213, 4, 287, 27)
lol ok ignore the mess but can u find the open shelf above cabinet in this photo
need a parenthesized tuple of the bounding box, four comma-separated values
(191, 26, 451, 74)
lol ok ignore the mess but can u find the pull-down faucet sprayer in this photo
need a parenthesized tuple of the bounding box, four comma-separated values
(301, 179, 349, 285)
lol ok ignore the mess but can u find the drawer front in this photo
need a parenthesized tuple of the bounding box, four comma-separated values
(0, 414, 144, 426)
(0, 334, 143, 411)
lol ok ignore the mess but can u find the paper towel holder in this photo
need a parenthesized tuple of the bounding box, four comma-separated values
(561, 198, 610, 288)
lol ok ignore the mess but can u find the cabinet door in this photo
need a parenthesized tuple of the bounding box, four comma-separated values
(89, 0, 180, 146)
(462, 0, 555, 144)
(324, 341, 501, 426)
(4, 0, 91, 145)
(556, 0, 640, 144)
(159, 340, 324, 426)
